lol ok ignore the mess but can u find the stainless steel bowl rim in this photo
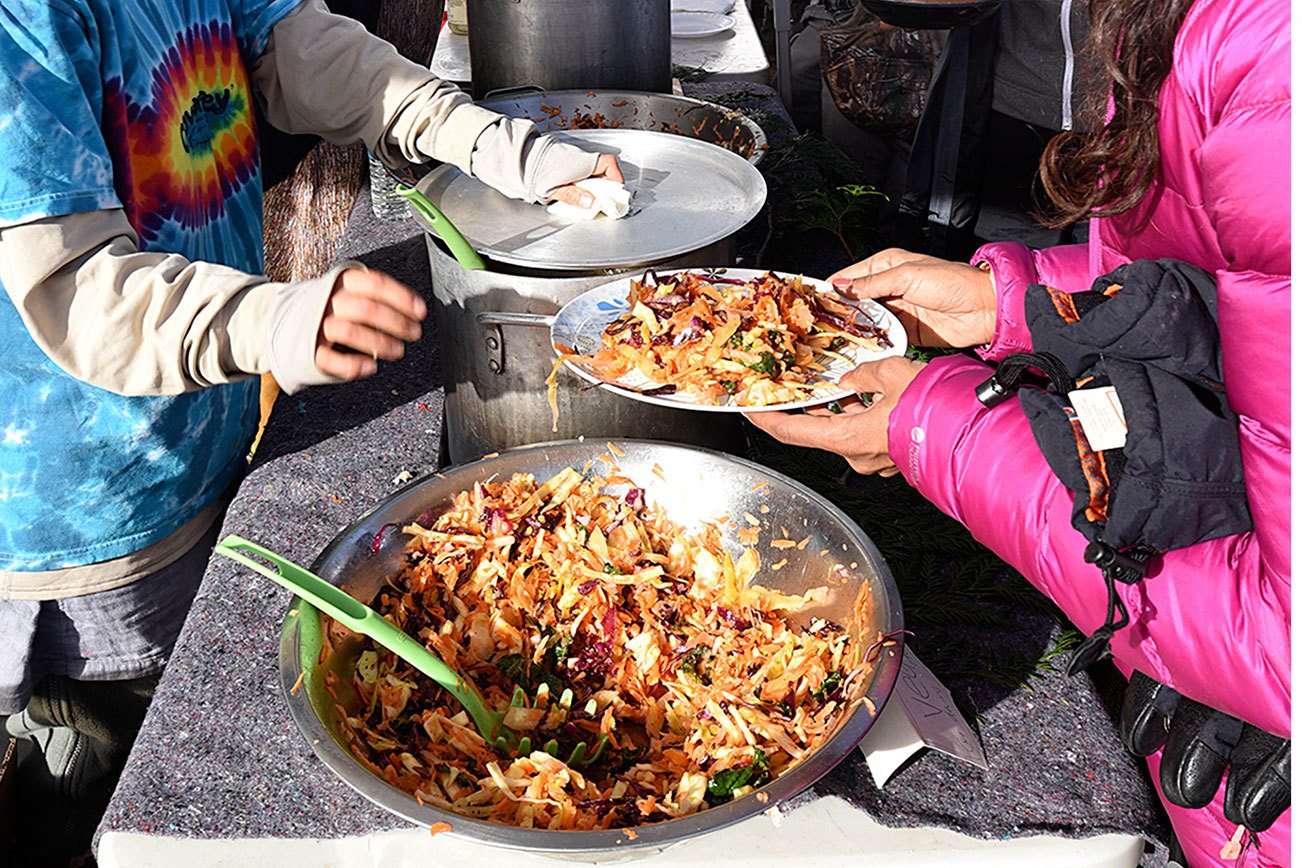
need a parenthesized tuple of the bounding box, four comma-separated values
(279, 439, 903, 853)
(473, 88, 769, 165)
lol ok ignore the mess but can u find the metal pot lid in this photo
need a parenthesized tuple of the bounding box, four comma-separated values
(415, 128, 767, 271)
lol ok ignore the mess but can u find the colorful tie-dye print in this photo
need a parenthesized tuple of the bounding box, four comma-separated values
(0, 0, 300, 571)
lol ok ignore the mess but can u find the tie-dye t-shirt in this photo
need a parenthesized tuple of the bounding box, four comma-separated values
(0, 0, 300, 571)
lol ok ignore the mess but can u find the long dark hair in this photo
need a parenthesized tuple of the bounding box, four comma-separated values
(1039, 0, 1198, 227)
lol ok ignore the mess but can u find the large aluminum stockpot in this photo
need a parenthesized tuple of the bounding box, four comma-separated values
(475, 88, 768, 165)
(414, 129, 767, 463)
(467, 0, 671, 98)
(427, 234, 743, 464)
(279, 440, 904, 858)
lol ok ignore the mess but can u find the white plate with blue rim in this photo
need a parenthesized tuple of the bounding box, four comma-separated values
(671, 10, 735, 38)
(671, 0, 734, 15)
(547, 267, 907, 413)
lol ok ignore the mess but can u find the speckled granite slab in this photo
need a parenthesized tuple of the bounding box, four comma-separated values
(97, 88, 1167, 864)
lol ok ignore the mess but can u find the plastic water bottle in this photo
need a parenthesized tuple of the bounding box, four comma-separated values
(367, 153, 411, 221)
(447, 0, 469, 35)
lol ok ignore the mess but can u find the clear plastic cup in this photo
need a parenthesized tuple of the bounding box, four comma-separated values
(367, 153, 411, 221)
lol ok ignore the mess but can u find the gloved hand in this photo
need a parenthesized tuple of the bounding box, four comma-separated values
(1160, 698, 1243, 809)
(1120, 671, 1290, 833)
(1224, 726, 1292, 833)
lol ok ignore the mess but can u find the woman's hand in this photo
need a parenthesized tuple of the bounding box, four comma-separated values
(746, 356, 926, 475)
(315, 268, 426, 380)
(546, 154, 625, 209)
(830, 248, 997, 349)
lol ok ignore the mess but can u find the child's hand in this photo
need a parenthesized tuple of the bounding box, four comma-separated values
(547, 154, 625, 209)
(315, 268, 427, 380)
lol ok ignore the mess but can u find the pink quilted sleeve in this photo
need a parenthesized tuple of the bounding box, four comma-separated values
(969, 242, 1092, 361)
(884, 356, 1289, 737)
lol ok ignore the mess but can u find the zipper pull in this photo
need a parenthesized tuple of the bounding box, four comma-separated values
(1219, 824, 1246, 861)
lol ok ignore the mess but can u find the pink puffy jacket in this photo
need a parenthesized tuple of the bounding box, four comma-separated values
(884, 1, 1290, 864)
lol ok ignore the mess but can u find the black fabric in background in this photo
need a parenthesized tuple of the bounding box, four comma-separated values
(257, 0, 384, 189)
(971, 110, 1084, 250)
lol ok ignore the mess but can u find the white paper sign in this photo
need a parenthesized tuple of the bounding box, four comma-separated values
(1069, 386, 1128, 452)
(859, 647, 988, 787)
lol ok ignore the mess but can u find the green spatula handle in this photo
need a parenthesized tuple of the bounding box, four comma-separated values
(395, 184, 486, 271)
(214, 535, 499, 738)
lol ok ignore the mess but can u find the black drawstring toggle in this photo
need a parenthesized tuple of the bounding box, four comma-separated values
(1067, 542, 1156, 676)
(1083, 541, 1149, 583)
(975, 352, 1076, 407)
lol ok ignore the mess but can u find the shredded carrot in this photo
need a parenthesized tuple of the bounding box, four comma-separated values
(290, 671, 306, 695)
(430, 822, 453, 836)
(552, 272, 889, 411)
(332, 464, 871, 831)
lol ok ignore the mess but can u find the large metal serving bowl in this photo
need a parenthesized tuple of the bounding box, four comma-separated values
(474, 88, 768, 165)
(279, 440, 903, 857)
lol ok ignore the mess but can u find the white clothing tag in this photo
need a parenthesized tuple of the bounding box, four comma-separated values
(1068, 386, 1128, 452)
(859, 647, 988, 787)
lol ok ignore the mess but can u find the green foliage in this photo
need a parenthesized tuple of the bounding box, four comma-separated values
(764, 132, 872, 187)
(672, 64, 712, 83)
(758, 132, 889, 263)
(777, 184, 887, 260)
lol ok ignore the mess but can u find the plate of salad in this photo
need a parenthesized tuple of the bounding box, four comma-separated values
(548, 268, 906, 418)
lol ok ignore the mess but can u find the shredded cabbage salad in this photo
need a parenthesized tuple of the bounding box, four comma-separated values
(549, 271, 893, 424)
(326, 464, 877, 830)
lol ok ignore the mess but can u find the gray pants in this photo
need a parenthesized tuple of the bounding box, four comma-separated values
(0, 520, 218, 866)
(4, 674, 159, 867)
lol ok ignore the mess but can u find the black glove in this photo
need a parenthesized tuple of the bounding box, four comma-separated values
(1119, 671, 1291, 832)
(1160, 698, 1243, 809)
(1224, 726, 1292, 833)
(1120, 670, 1181, 755)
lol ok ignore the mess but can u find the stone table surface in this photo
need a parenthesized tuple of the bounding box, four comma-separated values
(97, 85, 1166, 865)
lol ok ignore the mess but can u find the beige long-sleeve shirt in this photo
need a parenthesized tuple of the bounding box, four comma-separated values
(0, 0, 600, 599)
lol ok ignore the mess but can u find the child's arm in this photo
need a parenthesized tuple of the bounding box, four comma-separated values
(0, 209, 418, 397)
(249, 0, 602, 203)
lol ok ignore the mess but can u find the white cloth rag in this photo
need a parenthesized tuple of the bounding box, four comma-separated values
(546, 177, 633, 222)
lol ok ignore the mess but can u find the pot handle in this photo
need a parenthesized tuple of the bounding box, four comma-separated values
(480, 84, 548, 101)
(475, 311, 556, 376)
(476, 311, 556, 328)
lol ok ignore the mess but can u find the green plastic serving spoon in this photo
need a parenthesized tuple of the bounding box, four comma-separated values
(214, 534, 606, 766)
(377, 160, 485, 271)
